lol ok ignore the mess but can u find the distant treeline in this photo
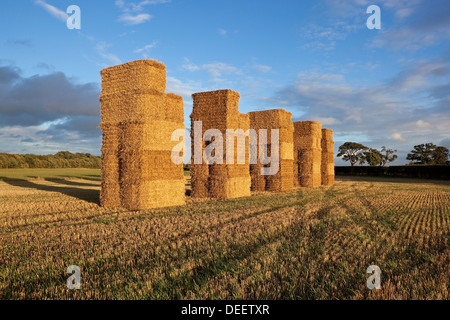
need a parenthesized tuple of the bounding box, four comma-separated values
(0, 151, 101, 169)
(335, 165, 450, 180)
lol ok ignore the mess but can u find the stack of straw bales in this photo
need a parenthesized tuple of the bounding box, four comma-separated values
(249, 109, 294, 192)
(293, 121, 322, 188)
(190, 90, 251, 199)
(100, 59, 185, 210)
(321, 128, 335, 186)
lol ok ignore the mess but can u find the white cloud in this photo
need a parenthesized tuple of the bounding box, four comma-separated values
(96, 42, 122, 66)
(391, 132, 406, 142)
(253, 64, 272, 73)
(166, 76, 201, 100)
(35, 0, 68, 22)
(115, 0, 169, 25)
(395, 7, 414, 19)
(134, 41, 157, 57)
(202, 63, 242, 78)
(218, 28, 227, 36)
(118, 13, 152, 25)
(416, 120, 431, 128)
(182, 59, 242, 82)
(314, 117, 342, 125)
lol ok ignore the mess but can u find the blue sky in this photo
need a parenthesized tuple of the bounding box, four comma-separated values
(0, 0, 449, 164)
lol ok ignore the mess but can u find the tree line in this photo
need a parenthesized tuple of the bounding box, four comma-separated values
(0, 151, 101, 169)
(337, 142, 449, 166)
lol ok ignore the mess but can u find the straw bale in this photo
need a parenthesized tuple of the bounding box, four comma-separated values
(280, 142, 294, 160)
(250, 164, 266, 191)
(190, 164, 210, 198)
(100, 59, 185, 209)
(100, 59, 166, 96)
(225, 177, 251, 198)
(266, 159, 293, 192)
(190, 89, 250, 199)
(321, 128, 335, 186)
(140, 179, 185, 209)
(248, 109, 294, 192)
(165, 93, 185, 123)
(118, 120, 185, 152)
(209, 177, 227, 199)
(118, 150, 185, 210)
(293, 121, 322, 188)
(101, 91, 165, 125)
(100, 150, 120, 207)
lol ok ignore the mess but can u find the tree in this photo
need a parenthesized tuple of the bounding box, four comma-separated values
(364, 148, 382, 166)
(337, 142, 368, 166)
(433, 146, 450, 165)
(380, 146, 397, 167)
(406, 143, 449, 165)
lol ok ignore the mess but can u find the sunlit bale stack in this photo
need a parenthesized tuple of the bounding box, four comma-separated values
(100, 59, 185, 210)
(249, 109, 294, 192)
(293, 121, 322, 188)
(190, 89, 251, 199)
(98, 123, 120, 207)
(321, 128, 335, 186)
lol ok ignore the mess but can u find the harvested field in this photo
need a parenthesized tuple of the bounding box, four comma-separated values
(0, 170, 448, 300)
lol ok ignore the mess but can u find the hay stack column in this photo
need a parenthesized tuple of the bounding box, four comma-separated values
(321, 128, 335, 186)
(190, 90, 251, 199)
(100, 59, 185, 210)
(249, 109, 294, 192)
(293, 121, 322, 188)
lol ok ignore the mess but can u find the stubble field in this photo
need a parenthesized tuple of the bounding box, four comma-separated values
(0, 169, 448, 299)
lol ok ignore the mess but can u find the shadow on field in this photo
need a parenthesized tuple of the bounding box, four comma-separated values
(56, 174, 101, 182)
(0, 177, 100, 204)
(44, 178, 99, 187)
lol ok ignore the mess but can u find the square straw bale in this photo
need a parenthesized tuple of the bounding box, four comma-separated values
(248, 109, 294, 192)
(293, 121, 322, 188)
(321, 128, 335, 186)
(100, 59, 185, 209)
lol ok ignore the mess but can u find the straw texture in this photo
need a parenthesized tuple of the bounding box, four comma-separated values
(190, 90, 251, 199)
(100, 59, 185, 210)
(321, 128, 335, 186)
(293, 121, 322, 188)
(249, 109, 294, 192)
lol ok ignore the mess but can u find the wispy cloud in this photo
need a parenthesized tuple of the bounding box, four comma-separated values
(133, 41, 157, 58)
(218, 28, 227, 36)
(391, 132, 406, 142)
(182, 59, 242, 83)
(35, 0, 68, 22)
(115, 0, 169, 25)
(253, 64, 272, 73)
(299, 22, 359, 52)
(6, 39, 33, 47)
(416, 120, 431, 129)
(118, 13, 152, 25)
(96, 42, 122, 66)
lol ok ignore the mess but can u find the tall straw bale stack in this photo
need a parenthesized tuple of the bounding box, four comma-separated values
(321, 128, 335, 186)
(293, 121, 322, 188)
(100, 59, 185, 210)
(190, 90, 251, 199)
(249, 109, 294, 192)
